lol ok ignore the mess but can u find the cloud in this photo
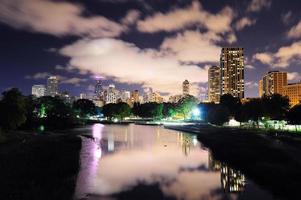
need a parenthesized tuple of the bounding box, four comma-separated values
(282, 11, 293, 25)
(0, 0, 124, 37)
(235, 17, 256, 31)
(245, 81, 258, 89)
(137, 1, 235, 34)
(25, 72, 52, 80)
(287, 20, 301, 39)
(61, 77, 87, 86)
(253, 53, 273, 65)
(253, 41, 301, 68)
(160, 31, 221, 63)
(245, 65, 255, 69)
(59, 38, 209, 96)
(25, 72, 86, 86)
(121, 10, 140, 25)
(287, 72, 301, 82)
(247, 0, 272, 12)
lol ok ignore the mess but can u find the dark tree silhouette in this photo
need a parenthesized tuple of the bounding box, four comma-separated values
(0, 88, 27, 130)
(220, 94, 241, 116)
(208, 105, 230, 126)
(262, 94, 290, 120)
(287, 104, 301, 129)
(73, 99, 97, 118)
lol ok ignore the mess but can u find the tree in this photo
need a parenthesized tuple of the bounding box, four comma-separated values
(73, 99, 97, 118)
(163, 102, 176, 118)
(208, 105, 230, 126)
(0, 88, 27, 130)
(35, 96, 76, 128)
(287, 104, 301, 130)
(176, 95, 198, 119)
(220, 94, 241, 116)
(262, 94, 290, 120)
(238, 99, 263, 127)
(102, 103, 132, 120)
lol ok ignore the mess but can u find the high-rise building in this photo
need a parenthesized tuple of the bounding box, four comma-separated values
(259, 71, 287, 97)
(120, 90, 131, 103)
(259, 71, 301, 106)
(130, 90, 140, 103)
(80, 93, 87, 99)
(104, 84, 119, 104)
(95, 80, 103, 97)
(32, 85, 46, 98)
(46, 76, 59, 97)
(183, 80, 190, 95)
(220, 47, 244, 99)
(208, 66, 221, 103)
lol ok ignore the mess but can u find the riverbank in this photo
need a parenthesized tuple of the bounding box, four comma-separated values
(0, 132, 82, 200)
(166, 124, 301, 200)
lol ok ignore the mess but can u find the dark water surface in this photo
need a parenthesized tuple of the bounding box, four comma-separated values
(74, 124, 276, 200)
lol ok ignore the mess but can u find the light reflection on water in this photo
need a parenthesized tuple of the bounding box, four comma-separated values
(74, 124, 274, 200)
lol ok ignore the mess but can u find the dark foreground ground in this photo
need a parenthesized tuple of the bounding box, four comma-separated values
(168, 125, 301, 200)
(0, 133, 81, 200)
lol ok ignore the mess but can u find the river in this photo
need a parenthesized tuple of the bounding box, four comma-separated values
(74, 124, 276, 200)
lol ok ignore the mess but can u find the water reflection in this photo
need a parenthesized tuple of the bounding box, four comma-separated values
(75, 124, 274, 200)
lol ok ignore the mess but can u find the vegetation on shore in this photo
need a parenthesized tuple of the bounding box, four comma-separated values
(0, 134, 82, 200)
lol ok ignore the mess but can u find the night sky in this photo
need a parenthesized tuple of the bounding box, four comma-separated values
(1, 0, 301, 98)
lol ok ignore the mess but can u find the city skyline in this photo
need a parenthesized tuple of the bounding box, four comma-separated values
(1, 0, 301, 98)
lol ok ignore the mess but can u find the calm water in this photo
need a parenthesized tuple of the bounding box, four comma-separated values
(74, 124, 275, 200)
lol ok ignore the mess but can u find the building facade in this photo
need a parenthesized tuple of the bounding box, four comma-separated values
(183, 80, 190, 95)
(208, 66, 221, 103)
(220, 47, 245, 99)
(259, 71, 287, 96)
(46, 76, 59, 97)
(259, 71, 301, 106)
(130, 90, 140, 103)
(32, 85, 46, 98)
(104, 84, 119, 104)
(95, 80, 103, 98)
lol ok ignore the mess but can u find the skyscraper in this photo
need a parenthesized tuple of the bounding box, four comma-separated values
(220, 47, 244, 99)
(183, 80, 190, 95)
(131, 90, 140, 103)
(259, 71, 287, 97)
(104, 84, 119, 104)
(259, 71, 301, 106)
(95, 80, 103, 97)
(32, 85, 46, 98)
(208, 66, 221, 103)
(46, 76, 59, 97)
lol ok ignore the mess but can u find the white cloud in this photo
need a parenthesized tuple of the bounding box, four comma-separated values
(160, 31, 221, 63)
(253, 53, 273, 65)
(121, 10, 140, 25)
(245, 65, 255, 69)
(287, 20, 301, 39)
(245, 81, 258, 89)
(137, 1, 235, 34)
(287, 72, 301, 82)
(247, 0, 272, 12)
(235, 17, 256, 31)
(59, 38, 209, 96)
(253, 41, 301, 68)
(0, 0, 124, 37)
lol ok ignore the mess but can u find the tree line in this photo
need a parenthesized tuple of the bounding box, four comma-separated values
(1, 88, 301, 132)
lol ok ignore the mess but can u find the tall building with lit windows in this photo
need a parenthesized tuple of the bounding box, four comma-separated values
(259, 71, 287, 97)
(46, 76, 59, 97)
(259, 71, 301, 106)
(32, 85, 46, 98)
(183, 80, 190, 95)
(208, 66, 221, 103)
(94, 80, 103, 98)
(220, 47, 245, 99)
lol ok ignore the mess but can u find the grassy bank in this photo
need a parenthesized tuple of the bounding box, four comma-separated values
(194, 126, 301, 200)
(0, 133, 82, 200)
